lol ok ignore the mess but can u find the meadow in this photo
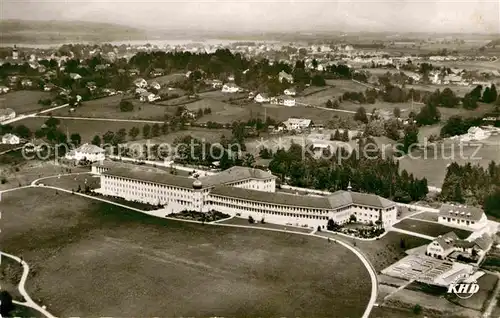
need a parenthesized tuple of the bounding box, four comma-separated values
(1, 90, 54, 114)
(0, 187, 372, 317)
(17, 117, 146, 143)
(51, 94, 177, 120)
(393, 219, 472, 239)
(398, 136, 500, 187)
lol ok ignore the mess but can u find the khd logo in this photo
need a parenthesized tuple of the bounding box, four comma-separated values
(447, 274, 480, 299)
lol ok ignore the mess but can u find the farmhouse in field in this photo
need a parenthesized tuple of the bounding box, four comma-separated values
(426, 231, 493, 260)
(0, 108, 16, 122)
(1, 133, 20, 145)
(270, 95, 296, 107)
(438, 203, 488, 230)
(278, 71, 294, 83)
(92, 163, 398, 229)
(65, 143, 106, 162)
(221, 83, 241, 93)
(283, 118, 312, 131)
(133, 78, 148, 88)
(254, 93, 270, 103)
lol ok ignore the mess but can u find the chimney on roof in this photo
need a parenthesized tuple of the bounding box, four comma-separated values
(347, 181, 352, 192)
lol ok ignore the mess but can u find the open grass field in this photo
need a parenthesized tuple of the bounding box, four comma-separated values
(429, 60, 500, 73)
(0, 90, 54, 114)
(393, 219, 472, 239)
(0, 160, 83, 191)
(246, 103, 349, 124)
(37, 172, 99, 191)
(17, 117, 146, 143)
(220, 216, 313, 233)
(410, 212, 439, 222)
(398, 136, 500, 187)
(134, 127, 231, 145)
(317, 231, 431, 272)
(0, 187, 372, 317)
(51, 94, 176, 120)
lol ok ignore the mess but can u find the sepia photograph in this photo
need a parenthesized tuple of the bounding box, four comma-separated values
(0, 1, 499, 317)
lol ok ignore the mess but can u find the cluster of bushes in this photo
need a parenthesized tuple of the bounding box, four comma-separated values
(170, 210, 230, 222)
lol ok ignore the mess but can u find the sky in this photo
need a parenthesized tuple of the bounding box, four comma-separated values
(2, 0, 500, 34)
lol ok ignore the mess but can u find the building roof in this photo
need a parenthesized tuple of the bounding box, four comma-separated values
(210, 185, 333, 209)
(0, 108, 15, 116)
(284, 118, 312, 127)
(103, 167, 196, 189)
(474, 233, 493, 250)
(439, 203, 484, 222)
(434, 232, 459, 250)
(223, 83, 239, 88)
(199, 166, 276, 187)
(2, 133, 19, 139)
(76, 143, 105, 154)
(328, 190, 395, 209)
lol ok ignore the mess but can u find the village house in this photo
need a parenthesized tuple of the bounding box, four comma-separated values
(133, 78, 148, 88)
(254, 93, 270, 103)
(221, 83, 241, 93)
(270, 95, 296, 107)
(207, 79, 223, 89)
(278, 71, 294, 83)
(149, 81, 161, 90)
(438, 203, 488, 230)
(150, 68, 164, 77)
(0, 86, 10, 94)
(1, 133, 21, 145)
(21, 79, 33, 87)
(69, 73, 82, 80)
(128, 68, 139, 76)
(426, 232, 493, 261)
(43, 83, 55, 91)
(86, 82, 97, 91)
(139, 91, 160, 103)
(65, 143, 106, 162)
(284, 88, 296, 96)
(283, 118, 312, 131)
(0, 108, 16, 122)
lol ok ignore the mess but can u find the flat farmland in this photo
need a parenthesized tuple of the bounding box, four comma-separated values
(0, 187, 371, 317)
(18, 117, 145, 143)
(0, 160, 85, 191)
(246, 103, 347, 124)
(186, 98, 235, 113)
(398, 135, 500, 187)
(51, 95, 175, 120)
(0, 90, 54, 114)
(133, 127, 232, 144)
(393, 219, 472, 239)
(195, 101, 249, 124)
(151, 73, 186, 86)
(429, 60, 500, 73)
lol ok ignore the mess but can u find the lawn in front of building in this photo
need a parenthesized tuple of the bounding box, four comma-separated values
(1, 187, 371, 317)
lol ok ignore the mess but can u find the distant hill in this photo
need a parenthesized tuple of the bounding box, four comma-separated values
(0, 19, 148, 44)
(485, 38, 500, 48)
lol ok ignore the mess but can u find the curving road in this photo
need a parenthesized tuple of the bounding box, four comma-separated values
(0, 252, 56, 318)
(5, 177, 379, 318)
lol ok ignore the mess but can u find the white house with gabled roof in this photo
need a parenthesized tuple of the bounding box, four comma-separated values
(438, 203, 488, 230)
(65, 143, 105, 162)
(221, 83, 241, 93)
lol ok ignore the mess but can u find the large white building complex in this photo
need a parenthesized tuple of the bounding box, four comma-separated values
(93, 161, 398, 229)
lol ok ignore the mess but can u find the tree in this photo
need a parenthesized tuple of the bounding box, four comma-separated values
(341, 129, 349, 142)
(243, 153, 255, 167)
(332, 99, 340, 109)
(102, 131, 115, 145)
(400, 238, 406, 249)
(413, 304, 422, 315)
(259, 147, 273, 159)
(119, 99, 134, 112)
(399, 124, 419, 154)
(462, 93, 478, 110)
(354, 107, 368, 123)
(91, 135, 101, 146)
(326, 99, 333, 108)
(151, 123, 160, 137)
(333, 129, 341, 140)
(483, 189, 500, 218)
(13, 124, 31, 139)
(45, 116, 60, 128)
(114, 128, 127, 144)
(0, 291, 14, 317)
(393, 107, 401, 118)
(349, 214, 357, 223)
(248, 215, 255, 224)
(311, 74, 326, 86)
(128, 127, 140, 140)
(142, 124, 151, 139)
(416, 102, 440, 125)
(70, 133, 81, 146)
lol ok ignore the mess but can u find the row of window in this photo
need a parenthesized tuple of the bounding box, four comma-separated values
(209, 202, 329, 220)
